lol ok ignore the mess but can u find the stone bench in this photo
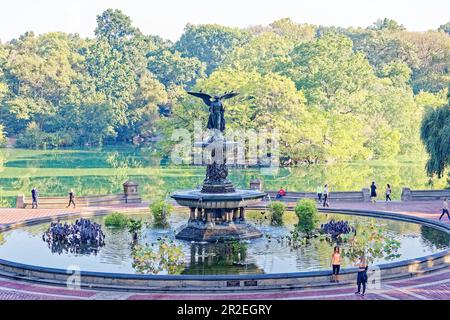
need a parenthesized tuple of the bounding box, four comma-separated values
(265, 189, 369, 202)
(401, 188, 450, 201)
(16, 194, 142, 209)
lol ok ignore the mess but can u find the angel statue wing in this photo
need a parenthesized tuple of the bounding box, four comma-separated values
(219, 92, 239, 100)
(187, 92, 213, 106)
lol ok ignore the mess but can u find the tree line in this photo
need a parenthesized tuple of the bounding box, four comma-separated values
(0, 10, 449, 168)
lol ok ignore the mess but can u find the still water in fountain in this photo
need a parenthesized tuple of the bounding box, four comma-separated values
(0, 211, 448, 275)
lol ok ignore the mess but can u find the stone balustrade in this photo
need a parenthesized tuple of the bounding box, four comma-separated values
(401, 188, 450, 201)
(16, 181, 141, 208)
(264, 189, 370, 202)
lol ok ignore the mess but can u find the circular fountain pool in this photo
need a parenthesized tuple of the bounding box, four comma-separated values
(0, 210, 448, 276)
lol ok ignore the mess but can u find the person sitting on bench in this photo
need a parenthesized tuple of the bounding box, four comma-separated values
(276, 187, 286, 199)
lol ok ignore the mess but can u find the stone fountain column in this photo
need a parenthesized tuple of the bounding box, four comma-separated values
(233, 208, 239, 221)
(239, 207, 245, 221)
(189, 207, 196, 221)
(197, 208, 203, 221)
(227, 211, 233, 223)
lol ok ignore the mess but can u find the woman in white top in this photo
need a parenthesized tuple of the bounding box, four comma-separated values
(385, 184, 392, 202)
(439, 198, 449, 221)
(323, 184, 330, 207)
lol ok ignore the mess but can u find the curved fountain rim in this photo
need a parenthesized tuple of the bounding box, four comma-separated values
(170, 189, 267, 201)
(0, 208, 448, 281)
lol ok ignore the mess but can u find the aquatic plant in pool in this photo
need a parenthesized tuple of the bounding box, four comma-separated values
(131, 238, 185, 275)
(42, 219, 106, 255)
(268, 202, 286, 226)
(104, 212, 129, 228)
(339, 222, 402, 263)
(294, 199, 319, 235)
(320, 219, 355, 238)
(150, 199, 173, 227)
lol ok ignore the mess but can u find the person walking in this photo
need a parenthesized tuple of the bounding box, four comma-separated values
(370, 181, 377, 204)
(323, 184, 330, 207)
(316, 184, 322, 203)
(385, 184, 392, 202)
(439, 198, 449, 221)
(31, 187, 39, 209)
(67, 189, 76, 208)
(331, 246, 341, 283)
(355, 255, 368, 296)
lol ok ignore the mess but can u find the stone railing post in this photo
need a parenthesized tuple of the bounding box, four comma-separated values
(249, 179, 263, 191)
(362, 188, 370, 202)
(123, 180, 139, 203)
(16, 194, 25, 208)
(401, 188, 411, 201)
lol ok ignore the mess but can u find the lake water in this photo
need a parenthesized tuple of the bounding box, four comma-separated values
(0, 146, 448, 206)
(0, 146, 447, 206)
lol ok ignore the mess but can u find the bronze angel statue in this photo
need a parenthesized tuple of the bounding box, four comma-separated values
(187, 91, 239, 132)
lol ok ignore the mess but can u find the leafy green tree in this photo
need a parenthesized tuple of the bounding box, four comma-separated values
(71, 102, 116, 145)
(269, 18, 316, 41)
(438, 22, 450, 35)
(86, 9, 149, 130)
(147, 49, 206, 87)
(0, 124, 6, 147)
(95, 9, 139, 43)
(350, 30, 419, 73)
(223, 32, 294, 74)
(420, 98, 450, 178)
(415, 90, 448, 109)
(324, 114, 372, 160)
(282, 34, 375, 110)
(401, 31, 450, 93)
(85, 39, 136, 127)
(163, 68, 323, 163)
(1, 32, 88, 133)
(369, 18, 406, 31)
(175, 24, 251, 74)
(0, 11, 448, 160)
(16, 121, 48, 148)
(378, 61, 412, 87)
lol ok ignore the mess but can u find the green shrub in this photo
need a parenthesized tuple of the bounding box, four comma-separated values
(105, 212, 129, 228)
(150, 199, 173, 227)
(268, 201, 286, 225)
(294, 199, 319, 234)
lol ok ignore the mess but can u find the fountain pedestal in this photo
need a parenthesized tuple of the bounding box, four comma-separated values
(171, 139, 266, 242)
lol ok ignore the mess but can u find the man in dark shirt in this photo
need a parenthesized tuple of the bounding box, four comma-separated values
(67, 189, 76, 208)
(31, 187, 38, 209)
